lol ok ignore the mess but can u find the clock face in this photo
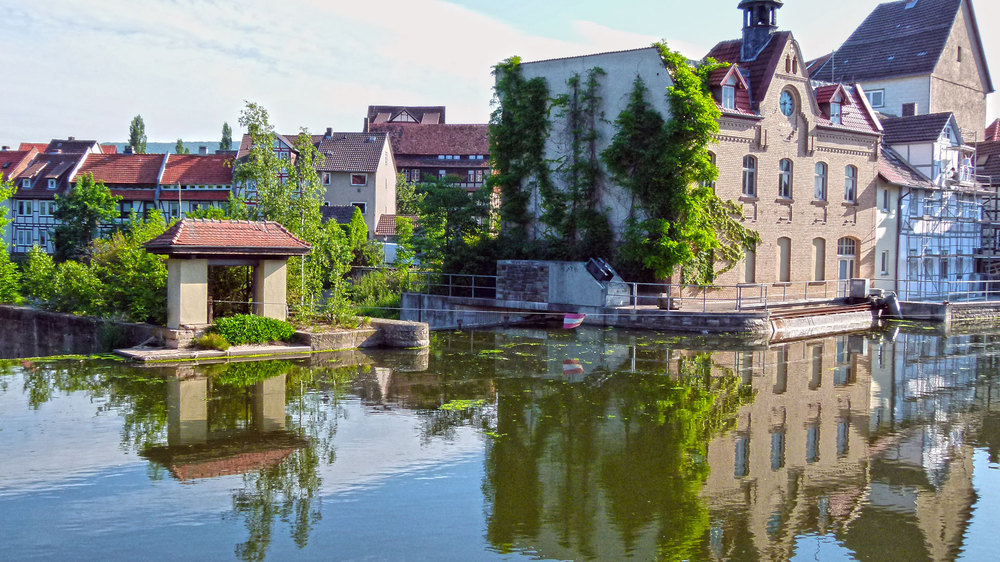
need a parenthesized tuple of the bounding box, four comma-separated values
(780, 91, 794, 116)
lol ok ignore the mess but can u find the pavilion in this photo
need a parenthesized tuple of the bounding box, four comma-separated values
(144, 219, 311, 329)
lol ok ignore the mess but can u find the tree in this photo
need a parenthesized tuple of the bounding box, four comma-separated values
(233, 102, 281, 215)
(174, 138, 190, 154)
(128, 115, 147, 154)
(394, 216, 415, 267)
(395, 172, 423, 214)
(414, 175, 490, 270)
(53, 172, 121, 262)
(0, 177, 20, 303)
(220, 122, 233, 151)
(88, 211, 170, 323)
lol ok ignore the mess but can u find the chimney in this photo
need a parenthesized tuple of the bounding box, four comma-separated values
(199, 146, 208, 155)
(68, 136, 75, 141)
(124, 146, 134, 154)
(739, 1, 783, 61)
(1, 146, 8, 151)
(325, 127, 333, 139)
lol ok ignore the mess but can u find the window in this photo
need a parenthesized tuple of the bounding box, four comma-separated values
(722, 77, 736, 110)
(742, 156, 757, 197)
(844, 165, 857, 202)
(865, 89, 885, 108)
(881, 251, 889, 275)
(351, 202, 367, 214)
(902, 102, 917, 117)
(702, 152, 717, 189)
(351, 174, 367, 186)
(881, 189, 890, 212)
(21, 179, 31, 189)
(830, 94, 842, 125)
(47, 179, 56, 190)
(958, 46, 962, 62)
(814, 162, 828, 200)
(323, 173, 331, 185)
(438, 169, 446, 179)
(837, 237, 857, 257)
(468, 170, 476, 183)
(437, 155, 444, 160)
(40, 201, 53, 216)
(15, 229, 31, 247)
(778, 159, 792, 199)
(17, 200, 31, 216)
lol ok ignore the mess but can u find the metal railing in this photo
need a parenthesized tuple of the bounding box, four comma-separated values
(403, 271, 498, 300)
(606, 279, 851, 313)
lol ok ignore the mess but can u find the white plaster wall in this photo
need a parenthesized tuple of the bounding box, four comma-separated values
(858, 75, 931, 118)
(518, 47, 674, 241)
(873, 180, 899, 292)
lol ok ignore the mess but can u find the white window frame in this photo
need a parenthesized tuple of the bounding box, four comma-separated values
(880, 251, 889, 275)
(778, 159, 792, 199)
(21, 179, 31, 189)
(323, 172, 331, 185)
(830, 93, 842, 125)
(350, 202, 367, 215)
(844, 165, 857, 202)
(866, 89, 885, 108)
(47, 179, 56, 190)
(742, 155, 757, 197)
(814, 162, 828, 201)
(350, 174, 367, 186)
(722, 77, 736, 110)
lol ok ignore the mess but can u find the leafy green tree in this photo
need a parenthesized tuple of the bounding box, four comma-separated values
(20, 245, 56, 302)
(414, 175, 490, 270)
(186, 206, 228, 219)
(128, 115, 147, 154)
(0, 177, 20, 303)
(394, 216, 415, 267)
(49, 260, 103, 315)
(53, 172, 121, 262)
(395, 172, 423, 214)
(88, 211, 170, 323)
(174, 138, 190, 154)
(221, 122, 233, 151)
(233, 102, 282, 215)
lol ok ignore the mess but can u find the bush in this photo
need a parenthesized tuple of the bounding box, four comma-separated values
(211, 314, 296, 345)
(194, 332, 230, 351)
(0, 248, 21, 304)
(49, 261, 103, 315)
(20, 245, 55, 302)
(350, 268, 406, 319)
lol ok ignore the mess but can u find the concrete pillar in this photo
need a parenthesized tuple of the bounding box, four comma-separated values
(166, 258, 209, 329)
(253, 259, 288, 320)
(167, 377, 209, 446)
(253, 374, 287, 433)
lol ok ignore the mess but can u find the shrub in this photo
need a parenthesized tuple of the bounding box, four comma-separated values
(211, 314, 296, 345)
(0, 248, 21, 304)
(20, 245, 55, 303)
(49, 261, 103, 315)
(350, 268, 406, 319)
(194, 332, 230, 351)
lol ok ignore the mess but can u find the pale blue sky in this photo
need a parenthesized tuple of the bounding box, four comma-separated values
(0, 0, 996, 146)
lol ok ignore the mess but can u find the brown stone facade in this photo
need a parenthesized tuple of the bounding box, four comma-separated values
(710, 40, 880, 287)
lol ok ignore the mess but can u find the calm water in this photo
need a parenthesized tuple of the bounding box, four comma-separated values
(2, 326, 1000, 561)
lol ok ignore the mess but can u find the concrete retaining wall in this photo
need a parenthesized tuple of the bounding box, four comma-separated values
(0, 305, 165, 358)
(770, 310, 875, 342)
(947, 302, 1000, 331)
(295, 319, 429, 350)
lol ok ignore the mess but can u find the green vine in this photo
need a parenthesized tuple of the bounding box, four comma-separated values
(489, 57, 553, 243)
(603, 42, 759, 283)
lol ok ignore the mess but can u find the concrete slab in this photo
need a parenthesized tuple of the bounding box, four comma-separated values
(115, 344, 312, 365)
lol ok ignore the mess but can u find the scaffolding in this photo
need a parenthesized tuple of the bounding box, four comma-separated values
(899, 129, 987, 300)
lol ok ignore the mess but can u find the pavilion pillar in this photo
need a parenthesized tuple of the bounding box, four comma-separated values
(167, 376, 209, 446)
(253, 259, 288, 320)
(166, 258, 209, 329)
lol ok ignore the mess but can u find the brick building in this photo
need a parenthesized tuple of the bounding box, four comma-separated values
(706, 0, 883, 287)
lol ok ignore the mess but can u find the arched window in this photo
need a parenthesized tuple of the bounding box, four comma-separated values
(844, 165, 857, 202)
(778, 159, 793, 199)
(777, 237, 792, 283)
(837, 237, 857, 280)
(702, 152, 717, 189)
(812, 238, 826, 281)
(742, 156, 757, 197)
(814, 162, 828, 201)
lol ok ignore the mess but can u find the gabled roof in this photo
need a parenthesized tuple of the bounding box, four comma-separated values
(235, 133, 296, 160)
(12, 152, 89, 199)
(810, 0, 993, 92)
(814, 84, 851, 105)
(144, 219, 310, 256)
(370, 123, 489, 156)
(812, 84, 883, 134)
(316, 133, 388, 173)
(0, 149, 37, 182)
(100, 144, 118, 154)
(375, 214, 418, 237)
(879, 145, 936, 188)
(45, 138, 99, 154)
(321, 205, 357, 224)
(705, 32, 793, 111)
(881, 112, 957, 144)
(986, 118, 1000, 142)
(18, 142, 48, 153)
(75, 153, 165, 186)
(160, 154, 235, 185)
(366, 106, 446, 127)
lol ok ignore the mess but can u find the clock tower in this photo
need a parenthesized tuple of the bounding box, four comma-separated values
(738, 0, 783, 61)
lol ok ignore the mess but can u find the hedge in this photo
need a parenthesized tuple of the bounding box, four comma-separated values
(211, 314, 296, 345)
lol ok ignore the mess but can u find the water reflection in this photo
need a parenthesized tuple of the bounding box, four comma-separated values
(3, 328, 1000, 560)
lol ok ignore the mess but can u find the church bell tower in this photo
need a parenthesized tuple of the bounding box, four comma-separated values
(739, 0, 783, 61)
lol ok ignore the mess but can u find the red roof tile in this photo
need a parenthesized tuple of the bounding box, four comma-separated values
(370, 123, 488, 156)
(315, 133, 388, 173)
(0, 149, 36, 181)
(145, 219, 311, 256)
(161, 154, 235, 185)
(75, 153, 165, 186)
(986, 119, 1000, 142)
(366, 105, 447, 127)
(100, 144, 118, 154)
(706, 32, 792, 112)
(375, 214, 418, 237)
(45, 139, 98, 154)
(813, 85, 882, 135)
(879, 145, 935, 188)
(18, 143, 48, 153)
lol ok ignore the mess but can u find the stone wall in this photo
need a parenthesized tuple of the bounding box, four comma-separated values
(948, 302, 1000, 330)
(0, 305, 164, 359)
(496, 261, 549, 303)
(295, 319, 429, 351)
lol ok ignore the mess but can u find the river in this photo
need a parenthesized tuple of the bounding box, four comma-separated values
(0, 326, 998, 560)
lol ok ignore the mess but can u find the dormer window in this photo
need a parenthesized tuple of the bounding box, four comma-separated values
(830, 93, 843, 125)
(21, 179, 31, 189)
(722, 76, 736, 110)
(47, 179, 56, 190)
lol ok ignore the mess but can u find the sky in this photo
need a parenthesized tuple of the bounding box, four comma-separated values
(1, 0, 997, 146)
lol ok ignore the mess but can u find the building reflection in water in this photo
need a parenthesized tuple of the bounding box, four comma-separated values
(470, 327, 1000, 561)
